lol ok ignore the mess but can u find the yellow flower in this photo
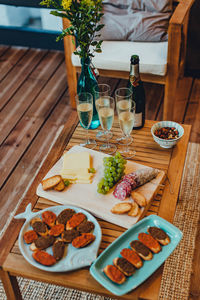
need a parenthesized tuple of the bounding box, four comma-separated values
(40, 0, 52, 7)
(81, 0, 95, 7)
(62, 0, 72, 10)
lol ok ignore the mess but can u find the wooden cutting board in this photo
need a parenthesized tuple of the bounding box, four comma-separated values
(36, 146, 165, 228)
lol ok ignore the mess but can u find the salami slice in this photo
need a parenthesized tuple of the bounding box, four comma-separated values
(123, 174, 138, 189)
(113, 180, 132, 200)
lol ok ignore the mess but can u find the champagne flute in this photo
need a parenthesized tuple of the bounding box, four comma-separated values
(115, 87, 133, 145)
(75, 92, 96, 149)
(117, 100, 136, 158)
(94, 84, 113, 140)
(98, 96, 117, 154)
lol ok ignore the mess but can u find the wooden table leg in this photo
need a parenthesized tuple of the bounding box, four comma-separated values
(0, 270, 22, 300)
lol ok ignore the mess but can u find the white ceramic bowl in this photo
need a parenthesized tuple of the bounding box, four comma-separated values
(151, 121, 184, 149)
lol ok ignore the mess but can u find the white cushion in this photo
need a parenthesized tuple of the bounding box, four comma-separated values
(71, 41, 168, 76)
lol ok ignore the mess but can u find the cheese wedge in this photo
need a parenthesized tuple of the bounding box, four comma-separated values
(62, 152, 91, 170)
(60, 151, 93, 183)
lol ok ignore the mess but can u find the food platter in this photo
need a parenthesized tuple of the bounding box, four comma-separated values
(15, 204, 102, 272)
(36, 145, 165, 228)
(90, 215, 182, 296)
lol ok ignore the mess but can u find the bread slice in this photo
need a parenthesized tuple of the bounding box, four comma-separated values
(113, 257, 135, 276)
(54, 179, 65, 191)
(130, 240, 153, 260)
(103, 265, 126, 284)
(111, 202, 132, 214)
(147, 226, 170, 246)
(138, 233, 161, 253)
(131, 191, 147, 207)
(41, 175, 62, 191)
(120, 248, 143, 268)
(30, 218, 48, 237)
(128, 202, 140, 217)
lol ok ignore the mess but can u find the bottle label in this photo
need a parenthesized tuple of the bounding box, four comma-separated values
(130, 75, 140, 87)
(133, 112, 142, 127)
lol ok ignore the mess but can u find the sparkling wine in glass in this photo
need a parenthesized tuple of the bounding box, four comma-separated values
(76, 92, 96, 149)
(118, 100, 136, 158)
(115, 87, 133, 145)
(94, 84, 113, 141)
(98, 96, 117, 154)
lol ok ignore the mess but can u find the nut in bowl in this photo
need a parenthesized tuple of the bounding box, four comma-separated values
(151, 121, 184, 149)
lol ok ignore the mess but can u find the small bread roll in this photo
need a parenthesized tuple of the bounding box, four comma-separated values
(131, 191, 147, 207)
(128, 202, 140, 217)
(111, 202, 132, 214)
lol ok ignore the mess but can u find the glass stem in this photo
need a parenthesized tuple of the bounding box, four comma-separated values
(125, 135, 129, 152)
(106, 131, 109, 148)
(86, 128, 89, 144)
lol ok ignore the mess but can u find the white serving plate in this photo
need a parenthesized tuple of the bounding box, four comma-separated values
(36, 146, 165, 228)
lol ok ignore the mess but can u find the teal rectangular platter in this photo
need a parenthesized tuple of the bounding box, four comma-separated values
(90, 215, 182, 296)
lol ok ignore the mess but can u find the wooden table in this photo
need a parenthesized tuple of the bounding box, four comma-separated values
(0, 118, 191, 300)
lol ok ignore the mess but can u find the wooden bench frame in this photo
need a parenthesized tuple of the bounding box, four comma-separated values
(62, 0, 195, 121)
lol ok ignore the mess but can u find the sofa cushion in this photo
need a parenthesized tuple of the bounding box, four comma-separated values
(98, 0, 172, 42)
(71, 41, 168, 76)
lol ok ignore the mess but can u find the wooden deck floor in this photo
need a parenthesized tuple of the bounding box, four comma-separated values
(0, 46, 200, 298)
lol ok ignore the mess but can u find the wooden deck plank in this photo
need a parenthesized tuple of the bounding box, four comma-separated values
(0, 61, 67, 189)
(0, 46, 10, 58)
(0, 47, 28, 82)
(0, 49, 48, 110)
(0, 51, 64, 145)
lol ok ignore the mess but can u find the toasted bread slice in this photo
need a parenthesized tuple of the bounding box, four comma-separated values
(130, 240, 153, 260)
(49, 224, 65, 237)
(120, 248, 143, 268)
(30, 218, 48, 236)
(30, 235, 55, 251)
(71, 233, 95, 248)
(42, 211, 57, 227)
(56, 209, 75, 225)
(52, 240, 65, 261)
(61, 229, 79, 243)
(147, 226, 170, 246)
(128, 202, 140, 217)
(138, 233, 161, 253)
(23, 230, 38, 244)
(111, 202, 132, 214)
(54, 179, 65, 191)
(103, 265, 126, 284)
(113, 257, 135, 276)
(131, 191, 147, 207)
(66, 213, 86, 230)
(41, 175, 62, 191)
(32, 250, 56, 266)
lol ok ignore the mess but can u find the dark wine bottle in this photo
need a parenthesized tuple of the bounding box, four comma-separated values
(129, 55, 146, 129)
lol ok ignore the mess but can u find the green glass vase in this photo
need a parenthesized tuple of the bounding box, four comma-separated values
(77, 56, 100, 129)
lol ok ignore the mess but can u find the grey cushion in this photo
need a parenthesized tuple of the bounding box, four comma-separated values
(99, 0, 172, 42)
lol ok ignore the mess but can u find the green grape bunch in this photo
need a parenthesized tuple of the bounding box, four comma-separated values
(97, 152, 127, 194)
